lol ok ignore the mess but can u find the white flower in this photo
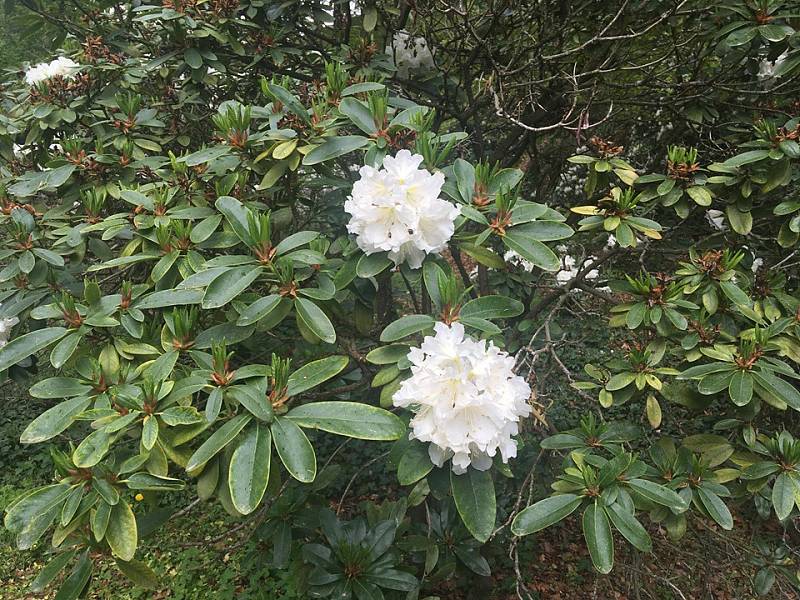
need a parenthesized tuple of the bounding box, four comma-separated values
(751, 257, 763, 273)
(555, 253, 599, 286)
(393, 322, 531, 474)
(758, 51, 788, 87)
(386, 31, 434, 78)
(25, 57, 80, 86)
(606, 235, 617, 248)
(345, 150, 460, 269)
(504, 249, 534, 273)
(705, 209, 727, 232)
(0, 305, 19, 349)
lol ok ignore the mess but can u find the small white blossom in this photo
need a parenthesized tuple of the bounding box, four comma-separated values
(393, 322, 531, 474)
(606, 234, 617, 248)
(386, 31, 435, 78)
(504, 249, 534, 273)
(705, 209, 727, 232)
(344, 150, 460, 269)
(751, 257, 764, 273)
(0, 306, 19, 349)
(758, 51, 788, 87)
(555, 253, 599, 286)
(25, 57, 80, 86)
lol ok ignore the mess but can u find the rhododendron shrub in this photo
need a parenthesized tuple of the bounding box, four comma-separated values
(1, 1, 800, 598)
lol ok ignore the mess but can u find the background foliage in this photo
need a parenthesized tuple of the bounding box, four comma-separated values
(2, 0, 800, 598)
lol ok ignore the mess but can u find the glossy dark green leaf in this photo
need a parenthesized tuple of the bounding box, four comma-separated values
(511, 494, 582, 535)
(451, 468, 496, 543)
(271, 416, 316, 483)
(229, 423, 272, 515)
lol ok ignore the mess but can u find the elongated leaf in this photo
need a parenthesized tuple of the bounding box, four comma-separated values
(271, 416, 316, 483)
(583, 501, 614, 574)
(20, 396, 91, 444)
(287, 401, 404, 440)
(695, 486, 733, 530)
(380, 314, 435, 342)
(106, 501, 137, 561)
(0, 327, 67, 371)
(302, 136, 368, 166)
(628, 478, 687, 511)
(461, 295, 524, 320)
(397, 443, 434, 485)
(115, 558, 159, 589)
(605, 502, 651, 552)
(185, 413, 251, 472)
(771, 473, 797, 520)
(503, 232, 560, 272)
(451, 468, 496, 543)
(53, 552, 91, 600)
(229, 423, 272, 515)
(511, 494, 582, 535)
(202, 266, 261, 309)
(295, 298, 335, 343)
(287, 356, 349, 396)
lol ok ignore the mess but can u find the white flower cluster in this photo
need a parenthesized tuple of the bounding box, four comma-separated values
(0, 306, 19, 349)
(758, 51, 788, 87)
(556, 253, 599, 286)
(344, 150, 460, 269)
(393, 322, 531, 474)
(25, 57, 80, 86)
(386, 31, 435, 79)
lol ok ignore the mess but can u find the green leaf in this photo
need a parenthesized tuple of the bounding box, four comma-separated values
(72, 429, 112, 468)
(0, 327, 67, 371)
(124, 473, 185, 491)
(451, 468, 496, 543)
(226, 386, 273, 422)
(142, 416, 158, 451)
(148, 350, 179, 383)
(461, 295, 524, 320)
(339, 98, 377, 134)
(184, 47, 203, 68)
(686, 186, 712, 206)
(237, 294, 286, 326)
(229, 423, 272, 515)
(510, 221, 573, 241)
(380, 314, 435, 342)
(695, 486, 733, 530)
(454, 159, 476, 203)
(29, 377, 92, 399)
(53, 552, 91, 600)
(182, 145, 231, 166)
(356, 252, 393, 278)
(287, 355, 349, 396)
(267, 83, 310, 123)
(605, 502, 651, 552)
(115, 558, 159, 590)
(302, 136, 368, 166)
(215, 195, 252, 244)
(397, 443, 434, 485)
(294, 298, 336, 343)
(728, 370, 753, 406)
(135, 288, 204, 310)
(772, 473, 798, 520)
(271, 416, 316, 483)
(287, 401, 404, 440)
(627, 478, 687, 511)
(719, 280, 750, 307)
(503, 231, 560, 271)
(20, 396, 91, 444)
(511, 494, 582, 535)
(202, 266, 261, 309)
(724, 149, 769, 167)
(106, 501, 137, 561)
(583, 501, 614, 574)
(29, 550, 76, 593)
(753, 370, 800, 411)
(725, 206, 752, 235)
(185, 413, 252, 472)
